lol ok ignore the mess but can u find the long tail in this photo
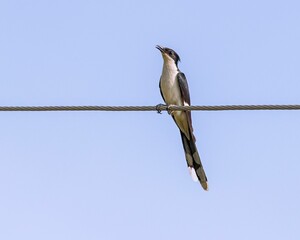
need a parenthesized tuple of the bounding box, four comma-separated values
(180, 131, 208, 190)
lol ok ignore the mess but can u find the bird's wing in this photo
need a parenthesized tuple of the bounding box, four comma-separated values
(177, 72, 191, 105)
(176, 72, 194, 137)
(177, 72, 207, 190)
(159, 77, 166, 103)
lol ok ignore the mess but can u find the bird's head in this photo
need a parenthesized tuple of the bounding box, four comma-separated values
(156, 45, 181, 66)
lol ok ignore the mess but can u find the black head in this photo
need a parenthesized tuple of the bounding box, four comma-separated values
(156, 45, 181, 66)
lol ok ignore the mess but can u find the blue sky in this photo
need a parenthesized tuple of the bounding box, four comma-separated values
(1, 1, 300, 239)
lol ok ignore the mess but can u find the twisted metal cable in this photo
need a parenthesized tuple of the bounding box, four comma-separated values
(0, 104, 300, 112)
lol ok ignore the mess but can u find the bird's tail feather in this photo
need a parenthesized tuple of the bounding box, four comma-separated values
(180, 131, 208, 190)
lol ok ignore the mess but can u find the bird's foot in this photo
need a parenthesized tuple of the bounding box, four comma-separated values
(167, 104, 176, 115)
(155, 104, 167, 114)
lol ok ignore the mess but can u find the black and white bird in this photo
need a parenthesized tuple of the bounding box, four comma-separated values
(156, 45, 208, 190)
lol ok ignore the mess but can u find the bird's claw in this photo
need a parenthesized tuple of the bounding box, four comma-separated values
(156, 104, 166, 114)
(167, 104, 176, 115)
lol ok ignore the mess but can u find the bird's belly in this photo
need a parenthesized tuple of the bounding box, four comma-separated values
(160, 76, 182, 106)
(160, 73, 190, 138)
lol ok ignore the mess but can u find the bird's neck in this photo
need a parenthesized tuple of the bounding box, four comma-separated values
(162, 59, 178, 75)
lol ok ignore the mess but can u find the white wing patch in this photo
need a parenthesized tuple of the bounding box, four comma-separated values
(184, 101, 190, 106)
(188, 167, 198, 182)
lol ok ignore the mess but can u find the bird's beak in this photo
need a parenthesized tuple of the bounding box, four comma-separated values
(156, 45, 164, 53)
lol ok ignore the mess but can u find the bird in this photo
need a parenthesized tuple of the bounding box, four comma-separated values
(156, 45, 208, 190)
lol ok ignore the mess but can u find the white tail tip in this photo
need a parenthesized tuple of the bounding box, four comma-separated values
(188, 167, 198, 182)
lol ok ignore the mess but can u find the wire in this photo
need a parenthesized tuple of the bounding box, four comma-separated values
(0, 104, 300, 112)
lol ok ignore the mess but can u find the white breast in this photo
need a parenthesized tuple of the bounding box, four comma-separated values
(160, 60, 182, 106)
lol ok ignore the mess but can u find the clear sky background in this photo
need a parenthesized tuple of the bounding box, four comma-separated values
(1, 1, 300, 239)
